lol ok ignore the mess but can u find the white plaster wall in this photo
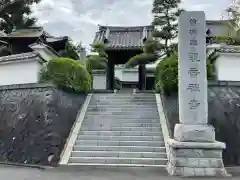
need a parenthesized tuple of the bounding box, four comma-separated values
(114, 67, 138, 82)
(215, 54, 240, 81)
(122, 70, 138, 82)
(35, 48, 57, 61)
(0, 60, 41, 86)
(93, 74, 106, 89)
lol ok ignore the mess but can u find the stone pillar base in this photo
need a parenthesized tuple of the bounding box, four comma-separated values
(166, 139, 229, 177)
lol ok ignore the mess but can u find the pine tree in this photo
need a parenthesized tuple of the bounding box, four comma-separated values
(227, 1, 240, 32)
(152, 0, 183, 57)
(0, 0, 41, 33)
(58, 39, 83, 60)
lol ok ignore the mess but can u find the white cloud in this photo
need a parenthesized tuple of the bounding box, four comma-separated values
(32, 0, 231, 48)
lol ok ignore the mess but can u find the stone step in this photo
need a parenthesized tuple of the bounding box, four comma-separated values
(87, 105, 158, 108)
(90, 99, 156, 105)
(80, 126, 161, 132)
(71, 151, 167, 158)
(91, 100, 156, 103)
(87, 108, 158, 112)
(84, 119, 160, 123)
(79, 131, 162, 136)
(84, 118, 160, 122)
(85, 112, 159, 116)
(75, 140, 165, 146)
(89, 102, 157, 105)
(84, 113, 160, 119)
(91, 97, 156, 100)
(67, 163, 165, 167)
(73, 145, 166, 152)
(77, 135, 163, 141)
(82, 122, 161, 128)
(93, 94, 155, 98)
(68, 157, 167, 165)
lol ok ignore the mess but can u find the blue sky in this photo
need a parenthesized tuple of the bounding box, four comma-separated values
(32, 0, 231, 49)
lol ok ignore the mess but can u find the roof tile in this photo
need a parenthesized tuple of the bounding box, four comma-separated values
(216, 47, 240, 53)
(93, 25, 154, 50)
(0, 52, 39, 63)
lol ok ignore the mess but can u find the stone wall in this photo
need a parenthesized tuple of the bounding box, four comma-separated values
(0, 83, 86, 166)
(161, 81, 240, 166)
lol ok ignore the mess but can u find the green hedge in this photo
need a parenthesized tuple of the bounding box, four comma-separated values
(155, 53, 215, 94)
(39, 57, 91, 92)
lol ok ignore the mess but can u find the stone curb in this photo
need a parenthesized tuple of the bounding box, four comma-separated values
(0, 83, 54, 90)
(59, 94, 92, 165)
(0, 162, 50, 170)
(89, 90, 115, 93)
(155, 94, 170, 160)
(133, 89, 155, 93)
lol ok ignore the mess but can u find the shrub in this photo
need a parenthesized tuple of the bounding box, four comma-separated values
(213, 36, 240, 45)
(87, 42, 108, 73)
(155, 53, 215, 94)
(39, 57, 91, 92)
(86, 55, 107, 73)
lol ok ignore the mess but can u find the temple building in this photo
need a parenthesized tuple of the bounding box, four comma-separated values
(0, 27, 68, 86)
(0, 27, 68, 55)
(93, 25, 155, 90)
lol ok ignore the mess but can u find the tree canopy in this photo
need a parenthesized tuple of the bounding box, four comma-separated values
(0, 0, 41, 33)
(125, 39, 160, 68)
(227, 2, 240, 32)
(152, 0, 183, 57)
(86, 42, 108, 73)
(58, 40, 83, 60)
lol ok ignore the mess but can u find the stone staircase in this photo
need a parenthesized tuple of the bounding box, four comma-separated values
(68, 93, 167, 167)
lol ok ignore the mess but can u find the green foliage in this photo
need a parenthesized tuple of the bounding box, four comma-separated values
(155, 53, 216, 94)
(213, 36, 240, 45)
(155, 53, 178, 94)
(0, 0, 41, 33)
(39, 57, 91, 92)
(91, 42, 106, 52)
(125, 53, 158, 68)
(125, 39, 160, 67)
(226, 3, 240, 31)
(152, 0, 183, 57)
(143, 38, 162, 53)
(58, 40, 82, 60)
(87, 42, 108, 73)
(86, 55, 107, 73)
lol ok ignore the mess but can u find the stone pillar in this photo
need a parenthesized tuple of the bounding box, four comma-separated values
(92, 70, 107, 90)
(166, 11, 228, 177)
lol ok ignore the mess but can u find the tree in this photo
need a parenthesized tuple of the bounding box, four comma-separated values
(59, 40, 82, 60)
(227, 1, 240, 33)
(152, 0, 183, 57)
(86, 42, 108, 73)
(125, 39, 160, 90)
(0, 0, 41, 33)
(155, 49, 217, 94)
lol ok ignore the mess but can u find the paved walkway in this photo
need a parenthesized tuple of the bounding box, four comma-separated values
(0, 165, 237, 180)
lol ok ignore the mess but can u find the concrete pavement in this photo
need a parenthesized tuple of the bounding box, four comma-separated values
(0, 165, 238, 180)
